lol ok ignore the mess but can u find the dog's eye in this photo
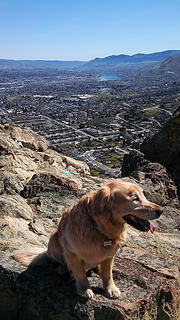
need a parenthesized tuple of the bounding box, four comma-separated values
(132, 195, 140, 202)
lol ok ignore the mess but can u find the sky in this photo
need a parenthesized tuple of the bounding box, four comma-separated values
(0, 0, 180, 61)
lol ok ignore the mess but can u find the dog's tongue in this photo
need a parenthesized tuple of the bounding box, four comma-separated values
(150, 222, 155, 233)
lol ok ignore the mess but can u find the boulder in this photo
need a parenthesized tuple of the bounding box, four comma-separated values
(10, 125, 48, 152)
(0, 172, 24, 195)
(141, 107, 180, 167)
(0, 125, 90, 190)
(0, 194, 49, 251)
(20, 172, 82, 198)
(121, 149, 179, 207)
(0, 249, 180, 320)
(29, 191, 78, 219)
(0, 194, 33, 220)
(141, 106, 180, 198)
(0, 193, 57, 252)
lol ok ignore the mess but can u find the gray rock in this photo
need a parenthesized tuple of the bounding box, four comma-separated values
(0, 124, 180, 319)
(0, 172, 24, 195)
(141, 106, 180, 199)
(121, 149, 179, 207)
(0, 250, 180, 320)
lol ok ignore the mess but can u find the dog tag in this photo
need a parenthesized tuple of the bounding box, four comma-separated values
(104, 239, 112, 248)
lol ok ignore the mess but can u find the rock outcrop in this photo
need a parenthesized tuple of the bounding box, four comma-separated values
(0, 124, 95, 252)
(141, 107, 180, 198)
(0, 124, 180, 319)
(121, 149, 179, 207)
(0, 124, 90, 187)
(0, 249, 180, 320)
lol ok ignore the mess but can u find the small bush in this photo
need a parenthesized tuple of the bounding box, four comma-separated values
(59, 191, 66, 196)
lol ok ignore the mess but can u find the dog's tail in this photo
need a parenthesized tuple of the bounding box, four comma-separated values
(13, 231, 64, 268)
(13, 247, 50, 268)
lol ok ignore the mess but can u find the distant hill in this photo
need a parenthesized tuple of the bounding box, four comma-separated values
(78, 50, 180, 75)
(0, 59, 86, 70)
(1, 50, 180, 75)
(138, 54, 180, 79)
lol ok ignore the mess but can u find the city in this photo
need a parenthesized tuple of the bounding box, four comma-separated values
(0, 68, 179, 177)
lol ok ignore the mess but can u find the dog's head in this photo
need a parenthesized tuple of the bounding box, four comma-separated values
(94, 180, 163, 233)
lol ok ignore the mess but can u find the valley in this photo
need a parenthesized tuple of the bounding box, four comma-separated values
(0, 51, 180, 319)
(0, 64, 180, 178)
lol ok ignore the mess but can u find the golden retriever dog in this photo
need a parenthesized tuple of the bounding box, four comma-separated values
(14, 180, 163, 299)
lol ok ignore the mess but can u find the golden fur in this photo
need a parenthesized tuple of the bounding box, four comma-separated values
(14, 179, 163, 299)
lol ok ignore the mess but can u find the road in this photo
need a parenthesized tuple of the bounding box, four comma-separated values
(82, 150, 123, 177)
(43, 115, 128, 177)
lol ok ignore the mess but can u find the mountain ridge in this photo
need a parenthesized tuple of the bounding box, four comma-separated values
(1, 50, 180, 73)
(89, 50, 180, 64)
(79, 50, 180, 74)
(0, 59, 85, 69)
(138, 54, 180, 79)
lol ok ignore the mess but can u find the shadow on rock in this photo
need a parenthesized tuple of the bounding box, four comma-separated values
(0, 250, 180, 320)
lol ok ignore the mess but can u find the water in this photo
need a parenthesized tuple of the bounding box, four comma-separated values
(99, 74, 123, 81)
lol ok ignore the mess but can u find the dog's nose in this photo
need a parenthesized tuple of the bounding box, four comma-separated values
(155, 208, 163, 217)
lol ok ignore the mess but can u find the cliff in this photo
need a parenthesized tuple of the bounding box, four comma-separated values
(141, 107, 180, 198)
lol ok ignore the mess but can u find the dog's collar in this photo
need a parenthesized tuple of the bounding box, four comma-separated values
(85, 207, 113, 249)
(103, 238, 113, 249)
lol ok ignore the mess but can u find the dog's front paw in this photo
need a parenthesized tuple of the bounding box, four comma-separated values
(105, 284, 121, 299)
(83, 288, 94, 299)
(76, 279, 94, 299)
(78, 288, 94, 299)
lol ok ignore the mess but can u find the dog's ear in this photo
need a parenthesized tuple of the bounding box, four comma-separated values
(94, 186, 111, 214)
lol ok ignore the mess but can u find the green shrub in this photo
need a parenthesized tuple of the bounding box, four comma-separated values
(59, 191, 66, 196)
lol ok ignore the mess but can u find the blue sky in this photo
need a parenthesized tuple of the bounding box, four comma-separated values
(0, 0, 180, 61)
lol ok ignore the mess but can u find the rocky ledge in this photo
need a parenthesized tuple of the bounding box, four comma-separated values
(0, 124, 100, 252)
(0, 123, 180, 319)
(0, 247, 180, 320)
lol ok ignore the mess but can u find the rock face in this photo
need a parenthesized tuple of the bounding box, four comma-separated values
(6, 124, 48, 152)
(0, 249, 180, 320)
(0, 124, 94, 252)
(121, 149, 179, 207)
(141, 107, 180, 198)
(0, 124, 180, 319)
(0, 124, 90, 186)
